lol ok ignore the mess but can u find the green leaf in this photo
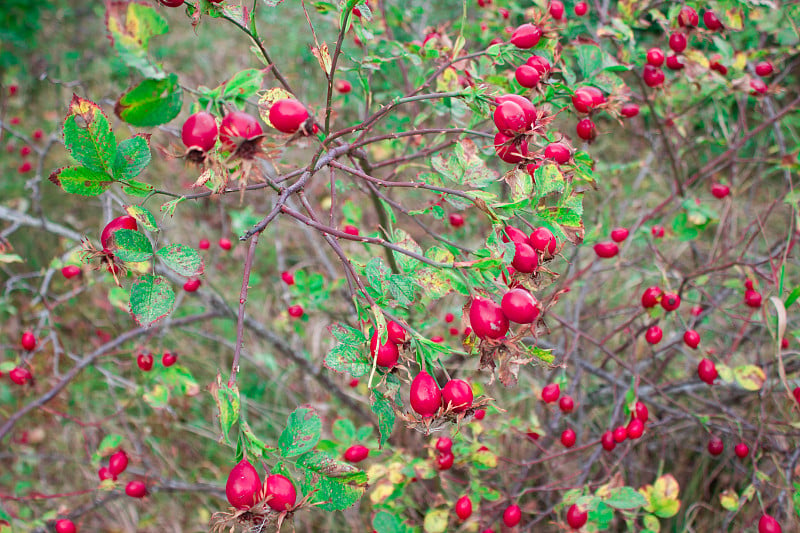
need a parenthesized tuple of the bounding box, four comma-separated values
(278, 406, 322, 458)
(324, 323, 370, 377)
(332, 418, 356, 443)
(125, 205, 158, 232)
(161, 365, 200, 396)
(93, 434, 123, 462)
(115, 75, 183, 127)
(113, 229, 154, 262)
(373, 511, 405, 533)
(156, 244, 204, 277)
(129, 274, 175, 327)
(114, 134, 152, 182)
(605, 486, 648, 510)
(221, 69, 265, 106)
(785, 287, 800, 308)
(122, 180, 155, 197)
(143, 383, 170, 408)
(297, 450, 368, 511)
(106, 3, 169, 78)
(211, 375, 240, 445)
(62, 94, 116, 174)
(534, 163, 566, 197)
(371, 390, 397, 447)
(48, 166, 113, 196)
(386, 274, 416, 305)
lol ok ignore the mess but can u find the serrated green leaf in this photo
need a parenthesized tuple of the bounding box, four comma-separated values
(113, 229, 153, 262)
(211, 375, 240, 445)
(332, 418, 356, 443)
(62, 95, 116, 174)
(298, 450, 368, 511)
(221, 69, 265, 106)
(106, 3, 169, 78)
(386, 274, 415, 305)
(156, 244, 204, 277)
(278, 406, 321, 458)
(116, 75, 183, 127)
(129, 274, 175, 327)
(324, 323, 371, 376)
(48, 166, 113, 196)
(605, 486, 648, 510)
(121, 179, 155, 197)
(125, 205, 158, 231)
(114, 134, 152, 181)
(534, 163, 566, 197)
(371, 390, 397, 447)
(373, 511, 405, 533)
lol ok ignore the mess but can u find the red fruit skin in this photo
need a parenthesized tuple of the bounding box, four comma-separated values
(541, 383, 560, 403)
(545, 142, 571, 164)
(281, 271, 294, 285)
(669, 32, 687, 53)
(566, 504, 588, 529)
(182, 111, 218, 152)
(370, 331, 400, 368)
(493, 101, 527, 134)
(561, 428, 576, 448)
(558, 395, 574, 413)
(643, 65, 665, 87)
(219, 111, 263, 151)
(348, 377, 359, 388)
(137, 352, 154, 372)
(698, 358, 718, 385)
(219, 237, 232, 250)
(20, 145, 31, 157)
(334, 79, 352, 93)
(343, 225, 360, 236)
(55, 519, 77, 533)
(199, 238, 211, 249)
(745, 290, 763, 308)
(634, 401, 649, 422)
(496, 94, 536, 128)
(21, 331, 36, 351)
(576, 118, 596, 141)
(572, 87, 604, 113)
(344, 444, 369, 463)
(626, 418, 644, 439)
(494, 132, 528, 164)
(503, 504, 522, 527)
(161, 0, 185, 6)
(265, 473, 297, 511)
(601, 430, 616, 451)
(750, 78, 768, 95)
(455, 495, 473, 520)
(469, 297, 509, 339)
(500, 225, 530, 244)
(651, 225, 665, 238)
(703, 10, 722, 30)
(666, 54, 685, 70)
(101, 215, 139, 252)
(183, 279, 201, 292)
(410, 372, 442, 417)
(9, 367, 32, 385)
(269, 99, 309, 134)
(645, 326, 662, 344)
(646, 48, 665, 67)
(661, 292, 681, 311)
(442, 379, 473, 412)
(755, 61, 774, 77)
(610, 228, 629, 242)
(226, 460, 262, 509)
(435, 437, 453, 453)
(515, 65, 540, 88)
(613, 426, 627, 443)
(594, 241, 619, 258)
(678, 6, 698, 27)
(125, 480, 148, 498)
(711, 183, 730, 198)
(620, 103, 639, 117)
(18, 161, 32, 173)
(473, 408, 486, 420)
(759, 514, 783, 533)
(98, 466, 115, 481)
(386, 320, 407, 344)
(61, 265, 82, 279)
(510, 24, 542, 49)
(526, 55, 551, 76)
(436, 451, 454, 470)
(108, 450, 129, 476)
(288, 305, 304, 318)
(530, 227, 557, 254)
(512, 242, 539, 273)
(444, 313, 455, 323)
(734, 442, 749, 458)
(707, 437, 724, 456)
(449, 213, 465, 228)
(574, 1, 587, 16)
(549, 0, 564, 20)
(684, 330, 700, 349)
(162, 351, 178, 367)
(501, 288, 540, 324)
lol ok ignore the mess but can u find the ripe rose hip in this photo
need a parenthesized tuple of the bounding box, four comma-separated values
(20, 145, 31, 157)
(501, 288, 540, 324)
(455, 495, 473, 520)
(55, 519, 77, 533)
(183, 278, 201, 292)
(18, 161, 32, 173)
(620, 103, 640, 117)
(571, 87, 601, 114)
(613, 426, 627, 443)
(9, 367, 32, 385)
(561, 428, 576, 448)
(435, 437, 453, 453)
(626, 418, 644, 439)
(125, 480, 148, 498)
(710, 55, 727, 75)
(634, 401, 648, 422)
(101, 215, 139, 252)
(666, 55, 684, 71)
(343, 224, 360, 236)
(160, 0, 185, 5)
(449, 213, 465, 228)
(496, 94, 536, 128)
(344, 444, 369, 463)
(288, 304, 304, 318)
(576, 118, 596, 141)
(566, 503, 588, 529)
(711, 183, 730, 198)
(494, 132, 528, 164)
(530, 227, 557, 254)
(108, 450, 129, 476)
(410, 371, 442, 417)
(549, 0, 564, 20)
(498, 7, 509, 19)
(744, 290, 762, 308)
(226, 460, 261, 509)
(703, 10, 722, 30)
(515, 65, 540, 88)
(510, 23, 542, 49)
(750, 78, 768, 95)
(334, 79, 352, 93)
(199, 238, 210, 249)
(610, 227, 629, 242)
(651, 225, 665, 238)
(503, 504, 522, 527)
(526, 55, 551, 76)
(444, 312, 455, 323)
(758, 514, 782, 533)
(678, 6, 698, 27)
(281, 271, 294, 285)
(601, 430, 616, 451)
(269, 99, 309, 134)
(645, 326, 662, 344)
(594, 241, 619, 258)
(558, 395, 574, 413)
(541, 383, 560, 403)
(386, 320, 407, 344)
(137, 352, 154, 372)
(494, 101, 528, 134)
(61, 265, 82, 279)
(21, 331, 36, 351)
(669, 32, 687, 53)
(436, 451, 454, 470)
(265, 473, 297, 511)
(98, 466, 115, 481)
(219, 111, 263, 151)
(707, 437, 723, 456)
(545, 142, 571, 164)
(661, 292, 680, 311)
(162, 351, 178, 367)
(469, 297, 509, 339)
(641, 286, 663, 308)
(574, 1, 587, 16)
(643, 65, 665, 87)
(512, 241, 539, 273)
(442, 379, 474, 412)
(219, 238, 232, 250)
(348, 377, 359, 387)
(755, 61, 774, 77)
(646, 48, 665, 67)
(683, 330, 700, 349)
(473, 408, 486, 420)
(734, 442, 749, 458)
(181, 111, 218, 152)
(500, 225, 529, 244)
(698, 358, 718, 385)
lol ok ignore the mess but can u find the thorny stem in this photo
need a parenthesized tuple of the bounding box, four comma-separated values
(229, 232, 260, 388)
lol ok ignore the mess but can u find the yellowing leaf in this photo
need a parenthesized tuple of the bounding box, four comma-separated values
(312, 42, 332, 75)
(720, 489, 739, 511)
(258, 87, 295, 128)
(733, 52, 747, 71)
(733, 364, 766, 391)
(370, 480, 394, 504)
(641, 474, 681, 518)
(387, 462, 405, 484)
(423, 508, 449, 533)
(684, 50, 709, 69)
(435, 66, 459, 93)
(472, 447, 498, 469)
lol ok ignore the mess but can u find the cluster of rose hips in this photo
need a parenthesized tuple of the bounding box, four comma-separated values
(593, 226, 629, 258)
(706, 435, 751, 460)
(434, 436, 455, 472)
(136, 350, 178, 371)
(3, 331, 38, 386)
(96, 449, 148, 499)
(225, 459, 297, 513)
(3, 85, 46, 175)
(600, 401, 649, 451)
(408, 371, 474, 417)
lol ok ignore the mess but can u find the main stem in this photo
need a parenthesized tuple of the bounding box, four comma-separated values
(229, 233, 260, 387)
